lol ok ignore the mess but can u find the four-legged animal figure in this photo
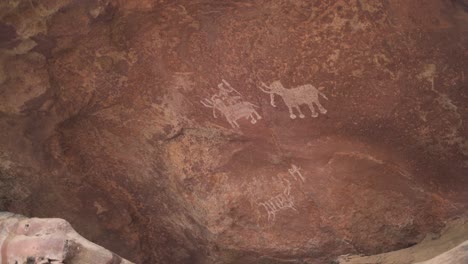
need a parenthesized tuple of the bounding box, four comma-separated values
(201, 97, 262, 128)
(258, 80, 328, 119)
(201, 79, 329, 128)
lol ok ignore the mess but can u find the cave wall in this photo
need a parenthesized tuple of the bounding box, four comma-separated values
(0, 0, 467, 263)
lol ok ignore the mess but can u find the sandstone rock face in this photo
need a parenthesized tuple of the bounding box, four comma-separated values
(337, 218, 468, 264)
(416, 241, 468, 264)
(0, 0, 467, 263)
(0, 212, 133, 264)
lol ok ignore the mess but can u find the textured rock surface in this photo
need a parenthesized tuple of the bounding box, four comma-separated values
(0, 0, 467, 263)
(0, 212, 133, 264)
(416, 241, 468, 264)
(337, 218, 468, 264)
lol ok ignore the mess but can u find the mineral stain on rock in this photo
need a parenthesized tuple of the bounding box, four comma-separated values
(0, 23, 17, 48)
(0, 0, 467, 263)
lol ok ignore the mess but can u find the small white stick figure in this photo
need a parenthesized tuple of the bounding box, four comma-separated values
(288, 164, 305, 182)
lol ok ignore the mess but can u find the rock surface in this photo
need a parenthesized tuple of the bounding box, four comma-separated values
(337, 218, 468, 264)
(416, 241, 468, 264)
(0, 212, 133, 264)
(0, 0, 467, 263)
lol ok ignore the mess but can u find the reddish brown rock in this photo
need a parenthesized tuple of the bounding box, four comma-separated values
(0, 0, 467, 263)
(337, 218, 468, 264)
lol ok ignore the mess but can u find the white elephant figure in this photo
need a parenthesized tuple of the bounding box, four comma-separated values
(259, 80, 328, 119)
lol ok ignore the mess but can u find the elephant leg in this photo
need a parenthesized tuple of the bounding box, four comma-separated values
(315, 101, 327, 114)
(249, 114, 257, 124)
(287, 105, 297, 119)
(295, 106, 305, 118)
(308, 103, 318, 117)
(228, 117, 239, 128)
(253, 110, 262, 119)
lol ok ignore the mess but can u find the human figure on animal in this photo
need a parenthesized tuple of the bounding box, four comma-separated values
(258, 80, 328, 119)
(201, 97, 261, 128)
(217, 79, 242, 106)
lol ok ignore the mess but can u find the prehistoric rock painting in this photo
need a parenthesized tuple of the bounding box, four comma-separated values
(288, 164, 305, 182)
(201, 79, 262, 128)
(258, 180, 297, 222)
(258, 80, 328, 119)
